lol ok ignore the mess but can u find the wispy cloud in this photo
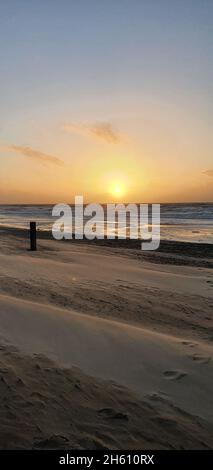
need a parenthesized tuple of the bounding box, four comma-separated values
(203, 169, 213, 178)
(63, 121, 122, 144)
(0, 143, 64, 166)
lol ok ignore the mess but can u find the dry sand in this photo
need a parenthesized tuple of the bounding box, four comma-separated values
(0, 229, 213, 449)
(1, 344, 213, 450)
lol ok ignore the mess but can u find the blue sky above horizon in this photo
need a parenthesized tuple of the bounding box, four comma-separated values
(0, 0, 213, 203)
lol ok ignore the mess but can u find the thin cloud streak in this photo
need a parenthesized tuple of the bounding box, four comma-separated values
(0, 143, 64, 166)
(203, 169, 213, 178)
(63, 121, 122, 143)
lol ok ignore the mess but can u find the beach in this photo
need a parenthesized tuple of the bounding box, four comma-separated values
(1, 0, 213, 459)
(0, 228, 213, 449)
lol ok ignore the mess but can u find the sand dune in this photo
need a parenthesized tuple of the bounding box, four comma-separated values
(1, 344, 213, 450)
(0, 293, 213, 424)
(0, 235, 213, 342)
(0, 231, 213, 449)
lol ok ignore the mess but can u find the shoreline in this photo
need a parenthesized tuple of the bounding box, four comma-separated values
(1, 225, 213, 268)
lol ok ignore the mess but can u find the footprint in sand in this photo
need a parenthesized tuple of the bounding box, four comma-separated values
(181, 340, 197, 348)
(98, 408, 129, 421)
(189, 354, 211, 364)
(163, 370, 187, 381)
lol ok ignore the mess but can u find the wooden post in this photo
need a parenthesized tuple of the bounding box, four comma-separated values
(30, 221, 37, 251)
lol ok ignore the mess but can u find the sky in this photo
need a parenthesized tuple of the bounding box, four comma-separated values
(0, 0, 213, 203)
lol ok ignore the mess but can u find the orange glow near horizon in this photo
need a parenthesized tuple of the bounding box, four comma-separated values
(0, 117, 213, 204)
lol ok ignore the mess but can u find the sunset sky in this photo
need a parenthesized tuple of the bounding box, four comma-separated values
(0, 0, 213, 203)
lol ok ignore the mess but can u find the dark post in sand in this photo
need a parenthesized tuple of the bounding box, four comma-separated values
(30, 221, 37, 251)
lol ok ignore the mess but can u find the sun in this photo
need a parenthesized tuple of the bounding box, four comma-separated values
(110, 183, 124, 198)
(113, 186, 121, 195)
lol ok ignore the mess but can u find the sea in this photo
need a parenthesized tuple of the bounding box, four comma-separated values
(0, 203, 212, 244)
